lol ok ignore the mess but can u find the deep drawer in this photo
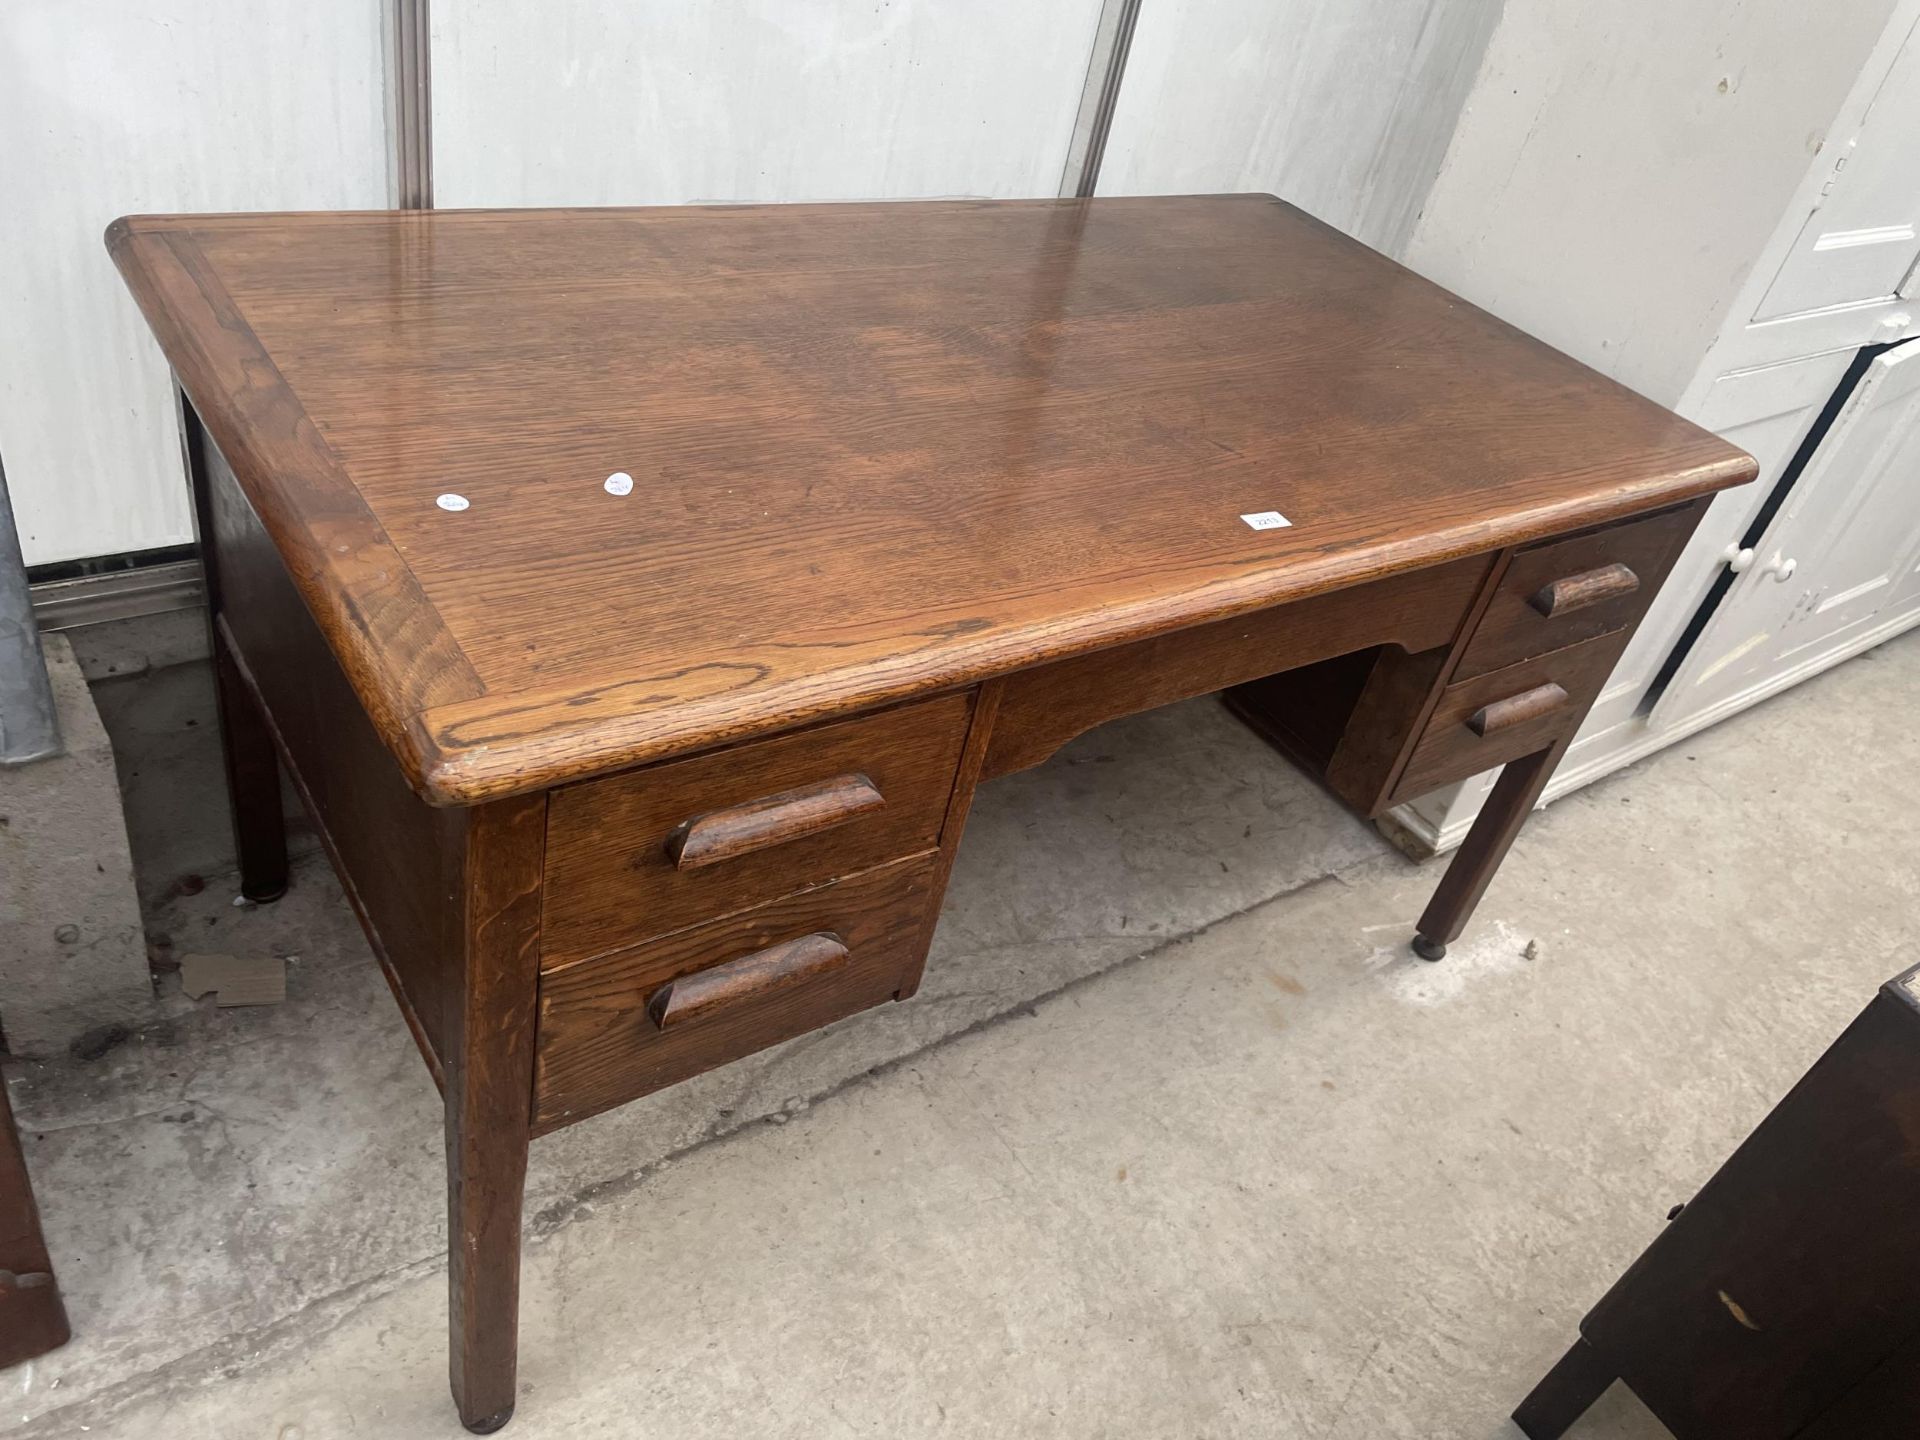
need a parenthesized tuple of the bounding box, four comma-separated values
(543, 693, 972, 966)
(1455, 506, 1698, 680)
(533, 855, 937, 1131)
(1391, 632, 1628, 802)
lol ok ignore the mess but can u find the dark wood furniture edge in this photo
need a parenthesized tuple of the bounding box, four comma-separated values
(1588, 980, 1920, 1435)
(1, 1072, 71, 1370)
(213, 615, 450, 1092)
(1516, 963, 1920, 1440)
(108, 227, 483, 786)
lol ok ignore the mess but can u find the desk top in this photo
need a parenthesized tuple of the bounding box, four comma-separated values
(109, 196, 1754, 803)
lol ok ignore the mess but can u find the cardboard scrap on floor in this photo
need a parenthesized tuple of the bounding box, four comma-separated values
(178, 952, 286, 1007)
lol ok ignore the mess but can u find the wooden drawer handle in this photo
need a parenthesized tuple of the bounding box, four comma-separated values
(665, 773, 885, 870)
(647, 932, 849, 1030)
(1529, 563, 1639, 618)
(1467, 682, 1569, 738)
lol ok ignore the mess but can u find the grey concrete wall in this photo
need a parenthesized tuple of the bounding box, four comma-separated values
(0, 633, 150, 1056)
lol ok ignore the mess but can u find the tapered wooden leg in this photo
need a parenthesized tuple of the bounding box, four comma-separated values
(183, 389, 288, 905)
(447, 1099, 529, 1433)
(445, 798, 547, 1434)
(212, 630, 289, 902)
(1512, 1337, 1615, 1439)
(1412, 741, 1566, 960)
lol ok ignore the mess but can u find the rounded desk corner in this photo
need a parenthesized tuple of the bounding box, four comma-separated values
(401, 722, 496, 809)
(413, 756, 490, 809)
(1698, 448, 1761, 493)
(104, 213, 166, 255)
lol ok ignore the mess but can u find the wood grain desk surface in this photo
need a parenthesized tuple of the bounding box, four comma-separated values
(108, 196, 1755, 803)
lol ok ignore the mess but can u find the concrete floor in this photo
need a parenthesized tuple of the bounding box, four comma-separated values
(4, 629, 1916, 1438)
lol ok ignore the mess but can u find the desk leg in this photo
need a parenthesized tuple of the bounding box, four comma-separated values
(1512, 1337, 1615, 1439)
(211, 631, 289, 903)
(184, 391, 287, 905)
(1412, 740, 1566, 961)
(445, 798, 545, 1434)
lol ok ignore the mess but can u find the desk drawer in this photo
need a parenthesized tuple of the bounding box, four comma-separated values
(1391, 633, 1626, 801)
(544, 694, 972, 966)
(1455, 507, 1696, 680)
(533, 855, 936, 1130)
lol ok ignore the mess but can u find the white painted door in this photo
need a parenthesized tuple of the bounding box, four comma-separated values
(1570, 349, 1859, 738)
(1658, 338, 1920, 726)
(1754, 14, 1920, 320)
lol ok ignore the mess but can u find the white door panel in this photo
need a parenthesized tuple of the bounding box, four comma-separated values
(1888, 537, 1920, 611)
(1755, 17, 1920, 319)
(1660, 338, 1920, 722)
(1570, 351, 1852, 741)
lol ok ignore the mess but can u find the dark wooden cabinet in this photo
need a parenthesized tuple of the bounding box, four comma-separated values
(1, 1073, 70, 1370)
(1516, 965, 1920, 1439)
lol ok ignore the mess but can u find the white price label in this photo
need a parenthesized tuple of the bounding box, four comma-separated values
(1240, 511, 1291, 531)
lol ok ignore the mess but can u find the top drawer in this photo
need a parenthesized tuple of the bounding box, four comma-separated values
(1456, 505, 1699, 680)
(543, 693, 973, 966)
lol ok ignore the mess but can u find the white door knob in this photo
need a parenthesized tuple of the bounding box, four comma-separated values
(1759, 550, 1797, 582)
(1721, 544, 1756, 573)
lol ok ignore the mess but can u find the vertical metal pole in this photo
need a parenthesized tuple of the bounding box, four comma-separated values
(0, 453, 62, 765)
(387, 0, 434, 210)
(1059, 0, 1144, 199)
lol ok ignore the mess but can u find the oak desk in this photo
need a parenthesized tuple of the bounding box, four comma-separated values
(108, 196, 1755, 1431)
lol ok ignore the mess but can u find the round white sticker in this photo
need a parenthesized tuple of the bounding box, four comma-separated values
(604, 472, 634, 496)
(436, 493, 470, 512)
